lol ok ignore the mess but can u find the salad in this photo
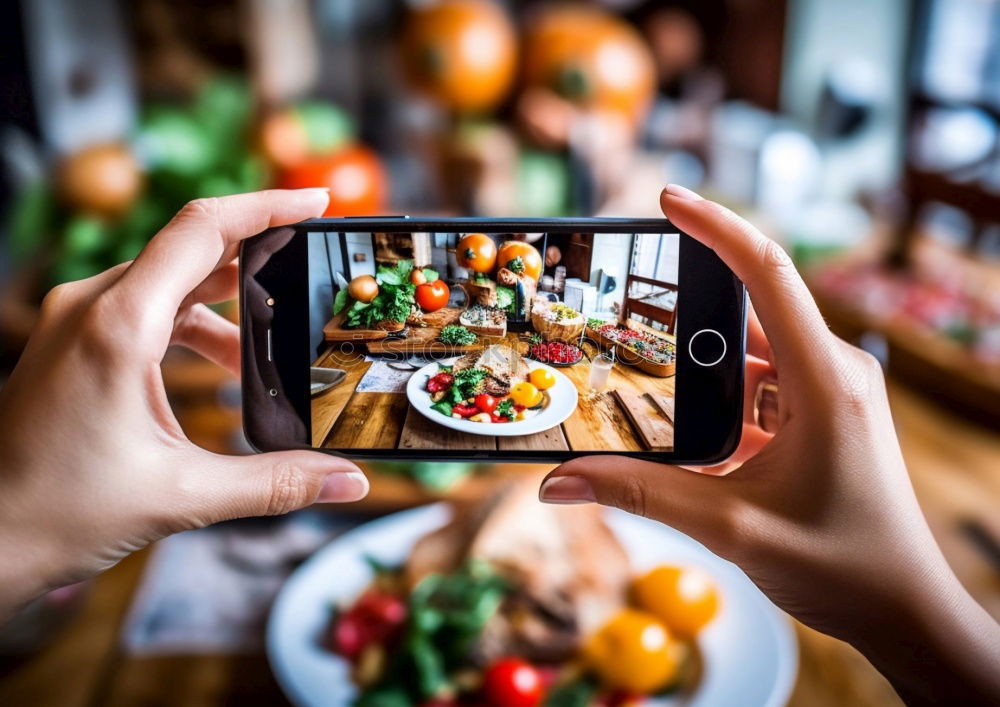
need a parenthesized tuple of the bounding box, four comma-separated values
(591, 323, 676, 365)
(424, 345, 556, 423)
(326, 480, 717, 706)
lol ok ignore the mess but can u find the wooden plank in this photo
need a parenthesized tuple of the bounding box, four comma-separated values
(398, 405, 497, 451)
(324, 393, 408, 449)
(648, 393, 675, 423)
(612, 390, 674, 450)
(311, 347, 370, 447)
(322, 312, 401, 342)
(497, 424, 570, 452)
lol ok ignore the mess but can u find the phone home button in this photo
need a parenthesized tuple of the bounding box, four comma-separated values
(689, 328, 727, 367)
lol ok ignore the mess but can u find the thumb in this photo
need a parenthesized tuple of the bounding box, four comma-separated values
(539, 455, 742, 552)
(175, 450, 368, 526)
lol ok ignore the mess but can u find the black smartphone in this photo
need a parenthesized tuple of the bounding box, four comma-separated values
(240, 218, 746, 464)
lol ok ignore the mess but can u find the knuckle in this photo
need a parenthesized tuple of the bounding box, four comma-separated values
(39, 282, 79, 321)
(613, 473, 649, 519)
(179, 197, 219, 222)
(265, 462, 310, 516)
(76, 292, 130, 363)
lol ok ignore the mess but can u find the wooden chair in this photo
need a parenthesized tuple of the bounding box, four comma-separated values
(621, 274, 678, 335)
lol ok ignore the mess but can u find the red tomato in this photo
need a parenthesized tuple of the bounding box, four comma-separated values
(416, 280, 450, 312)
(475, 394, 498, 413)
(332, 612, 369, 659)
(483, 659, 544, 707)
(277, 146, 387, 217)
(453, 404, 479, 418)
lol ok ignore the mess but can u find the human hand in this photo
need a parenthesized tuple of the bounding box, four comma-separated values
(0, 190, 367, 619)
(539, 185, 1000, 704)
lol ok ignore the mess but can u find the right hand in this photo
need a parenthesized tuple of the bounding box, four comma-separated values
(539, 185, 1000, 704)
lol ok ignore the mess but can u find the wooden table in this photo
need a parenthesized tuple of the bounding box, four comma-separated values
(311, 332, 676, 453)
(2, 377, 998, 707)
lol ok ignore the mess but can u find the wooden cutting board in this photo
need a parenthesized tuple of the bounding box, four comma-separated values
(365, 307, 495, 355)
(323, 312, 403, 342)
(612, 389, 675, 450)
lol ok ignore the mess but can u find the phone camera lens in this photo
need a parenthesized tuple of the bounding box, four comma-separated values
(265, 297, 275, 306)
(268, 388, 278, 397)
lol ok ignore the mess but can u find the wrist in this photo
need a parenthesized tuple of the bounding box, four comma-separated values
(851, 567, 1000, 704)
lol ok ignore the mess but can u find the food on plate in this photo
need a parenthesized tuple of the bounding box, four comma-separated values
(399, 0, 517, 114)
(424, 346, 545, 422)
(348, 275, 379, 304)
(460, 303, 508, 337)
(531, 299, 585, 342)
(326, 478, 708, 704)
(631, 566, 720, 637)
(527, 337, 584, 366)
(592, 322, 676, 365)
(415, 279, 450, 312)
(456, 233, 498, 273)
(438, 324, 477, 346)
(335, 260, 443, 329)
(528, 368, 556, 390)
(497, 241, 543, 281)
(584, 608, 683, 693)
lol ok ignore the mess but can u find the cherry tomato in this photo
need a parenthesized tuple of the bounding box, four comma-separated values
(416, 280, 450, 312)
(277, 146, 386, 217)
(631, 566, 720, 637)
(528, 368, 556, 390)
(456, 233, 498, 273)
(453, 404, 479, 418)
(475, 394, 498, 413)
(510, 382, 543, 408)
(583, 609, 681, 694)
(427, 372, 454, 393)
(332, 611, 369, 659)
(482, 659, 544, 707)
(490, 412, 510, 423)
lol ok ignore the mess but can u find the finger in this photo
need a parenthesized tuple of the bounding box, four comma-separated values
(174, 450, 367, 527)
(180, 261, 239, 309)
(743, 355, 777, 427)
(117, 188, 329, 320)
(172, 304, 241, 377)
(684, 424, 773, 476)
(539, 456, 738, 549)
(746, 302, 770, 362)
(662, 186, 833, 377)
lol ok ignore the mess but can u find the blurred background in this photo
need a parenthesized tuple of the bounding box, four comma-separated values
(0, 0, 998, 705)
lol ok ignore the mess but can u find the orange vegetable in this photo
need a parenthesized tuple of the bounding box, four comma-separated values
(400, 0, 517, 113)
(522, 6, 655, 126)
(456, 233, 498, 273)
(277, 146, 387, 217)
(57, 143, 142, 216)
(584, 609, 682, 693)
(497, 241, 542, 281)
(631, 566, 720, 637)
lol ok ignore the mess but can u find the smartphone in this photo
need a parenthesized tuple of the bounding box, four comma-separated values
(240, 218, 746, 464)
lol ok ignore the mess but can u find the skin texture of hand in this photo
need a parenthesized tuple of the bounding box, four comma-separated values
(0, 190, 367, 620)
(540, 185, 1000, 705)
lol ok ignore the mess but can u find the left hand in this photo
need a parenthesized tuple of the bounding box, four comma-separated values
(0, 190, 367, 619)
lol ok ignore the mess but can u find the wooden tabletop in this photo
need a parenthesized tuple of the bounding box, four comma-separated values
(311, 332, 676, 453)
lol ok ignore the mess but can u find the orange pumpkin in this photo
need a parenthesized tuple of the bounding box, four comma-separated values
(497, 241, 542, 281)
(400, 0, 517, 114)
(522, 5, 656, 126)
(456, 232, 498, 273)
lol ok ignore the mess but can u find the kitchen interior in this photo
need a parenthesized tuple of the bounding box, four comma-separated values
(1, 0, 998, 705)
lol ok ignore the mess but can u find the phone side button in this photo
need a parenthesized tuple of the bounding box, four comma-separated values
(689, 328, 726, 367)
(267, 328, 273, 362)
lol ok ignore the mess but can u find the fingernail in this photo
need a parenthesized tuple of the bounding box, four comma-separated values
(539, 476, 596, 505)
(316, 471, 368, 503)
(664, 184, 704, 201)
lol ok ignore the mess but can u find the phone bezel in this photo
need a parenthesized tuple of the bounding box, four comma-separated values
(240, 217, 746, 465)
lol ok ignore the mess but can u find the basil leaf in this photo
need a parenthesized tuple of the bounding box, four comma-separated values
(333, 289, 349, 315)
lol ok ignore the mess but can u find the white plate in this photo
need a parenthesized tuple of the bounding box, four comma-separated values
(268, 504, 798, 707)
(405, 358, 578, 437)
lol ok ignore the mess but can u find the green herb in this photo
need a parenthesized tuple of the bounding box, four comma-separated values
(438, 325, 477, 346)
(376, 259, 413, 286)
(431, 400, 454, 417)
(346, 282, 415, 328)
(474, 272, 490, 283)
(496, 286, 514, 313)
(544, 679, 598, 707)
(587, 317, 610, 330)
(451, 368, 486, 400)
(422, 267, 440, 282)
(506, 256, 525, 273)
(494, 398, 515, 420)
(356, 562, 509, 704)
(333, 289, 350, 315)
(528, 333, 543, 345)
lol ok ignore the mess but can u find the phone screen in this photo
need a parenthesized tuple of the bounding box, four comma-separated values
(307, 230, 687, 455)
